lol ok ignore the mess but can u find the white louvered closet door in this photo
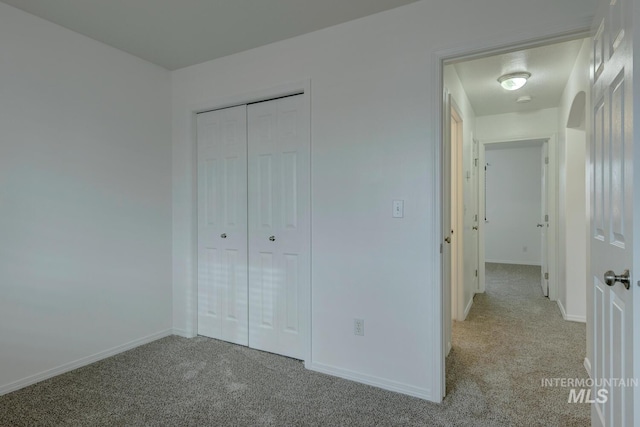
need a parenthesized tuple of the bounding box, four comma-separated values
(247, 95, 310, 360)
(196, 105, 248, 346)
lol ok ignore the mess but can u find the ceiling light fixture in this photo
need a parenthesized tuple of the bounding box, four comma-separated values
(498, 72, 531, 91)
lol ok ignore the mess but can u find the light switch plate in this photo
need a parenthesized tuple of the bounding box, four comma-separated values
(393, 200, 404, 218)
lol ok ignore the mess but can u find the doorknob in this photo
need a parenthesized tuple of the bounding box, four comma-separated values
(536, 224, 544, 228)
(220, 233, 227, 239)
(604, 269, 630, 290)
(472, 226, 478, 230)
(444, 237, 451, 243)
(269, 236, 276, 242)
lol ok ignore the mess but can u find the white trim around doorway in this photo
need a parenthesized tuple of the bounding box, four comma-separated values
(431, 17, 592, 402)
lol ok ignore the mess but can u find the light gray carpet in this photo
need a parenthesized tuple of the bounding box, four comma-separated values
(0, 263, 588, 426)
(447, 263, 589, 426)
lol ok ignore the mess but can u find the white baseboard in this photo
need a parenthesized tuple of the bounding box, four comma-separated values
(557, 300, 586, 323)
(557, 299, 567, 318)
(564, 313, 586, 323)
(584, 357, 592, 378)
(172, 328, 196, 338)
(463, 296, 473, 319)
(307, 362, 432, 402)
(0, 329, 173, 396)
(485, 259, 542, 266)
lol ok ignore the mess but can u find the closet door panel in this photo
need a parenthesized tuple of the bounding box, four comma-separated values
(248, 95, 309, 359)
(197, 105, 248, 345)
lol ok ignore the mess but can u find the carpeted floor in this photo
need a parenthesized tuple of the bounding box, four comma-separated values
(0, 263, 588, 426)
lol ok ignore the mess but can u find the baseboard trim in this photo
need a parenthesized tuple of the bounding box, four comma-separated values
(557, 299, 567, 319)
(564, 314, 586, 323)
(557, 300, 586, 323)
(485, 260, 542, 266)
(584, 357, 592, 378)
(0, 329, 173, 396)
(307, 362, 432, 401)
(172, 328, 196, 338)
(463, 296, 473, 319)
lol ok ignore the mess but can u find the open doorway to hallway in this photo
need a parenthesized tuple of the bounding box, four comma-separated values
(441, 36, 591, 423)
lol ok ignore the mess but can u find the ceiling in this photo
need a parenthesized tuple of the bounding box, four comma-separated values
(0, 0, 420, 70)
(451, 39, 586, 116)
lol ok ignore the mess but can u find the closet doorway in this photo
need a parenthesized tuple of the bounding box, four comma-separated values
(196, 94, 310, 360)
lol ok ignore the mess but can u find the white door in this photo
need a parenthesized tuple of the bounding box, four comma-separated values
(197, 105, 248, 345)
(248, 95, 310, 360)
(590, 0, 635, 424)
(540, 142, 549, 296)
(478, 142, 487, 293)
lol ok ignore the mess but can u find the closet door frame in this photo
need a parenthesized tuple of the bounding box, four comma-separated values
(184, 79, 311, 364)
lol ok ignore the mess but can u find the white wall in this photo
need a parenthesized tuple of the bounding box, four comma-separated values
(0, 3, 173, 394)
(563, 129, 586, 313)
(476, 108, 559, 141)
(557, 39, 589, 325)
(445, 65, 478, 317)
(172, 0, 595, 400)
(485, 145, 543, 265)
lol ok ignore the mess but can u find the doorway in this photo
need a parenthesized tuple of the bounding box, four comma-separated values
(440, 35, 590, 406)
(482, 139, 548, 292)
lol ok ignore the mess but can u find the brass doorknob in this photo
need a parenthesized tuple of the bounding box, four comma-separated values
(269, 236, 276, 242)
(220, 233, 227, 239)
(444, 237, 451, 243)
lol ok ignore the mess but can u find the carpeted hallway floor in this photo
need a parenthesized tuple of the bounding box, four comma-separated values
(446, 263, 589, 426)
(0, 263, 589, 426)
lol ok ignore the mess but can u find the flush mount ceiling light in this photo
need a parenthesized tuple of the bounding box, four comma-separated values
(498, 72, 531, 91)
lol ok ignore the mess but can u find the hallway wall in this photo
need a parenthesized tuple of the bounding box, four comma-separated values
(557, 38, 589, 326)
(485, 144, 543, 265)
(444, 65, 478, 317)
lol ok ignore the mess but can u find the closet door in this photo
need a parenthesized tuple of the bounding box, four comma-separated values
(197, 105, 248, 345)
(248, 95, 310, 360)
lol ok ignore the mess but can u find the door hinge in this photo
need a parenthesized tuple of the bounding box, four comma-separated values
(544, 272, 549, 280)
(545, 214, 549, 222)
(475, 269, 478, 277)
(545, 157, 549, 164)
(440, 244, 443, 254)
(474, 214, 478, 222)
(474, 158, 479, 167)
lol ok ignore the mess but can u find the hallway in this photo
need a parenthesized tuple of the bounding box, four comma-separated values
(445, 263, 589, 425)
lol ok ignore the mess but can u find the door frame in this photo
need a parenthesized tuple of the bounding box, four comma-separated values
(432, 23, 591, 400)
(478, 137, 553, 294)
(450, 102, 465, 321)
(182, 79, 312, 365)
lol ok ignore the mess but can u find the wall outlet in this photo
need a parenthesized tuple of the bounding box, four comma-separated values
(354, 318, 365, 336)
